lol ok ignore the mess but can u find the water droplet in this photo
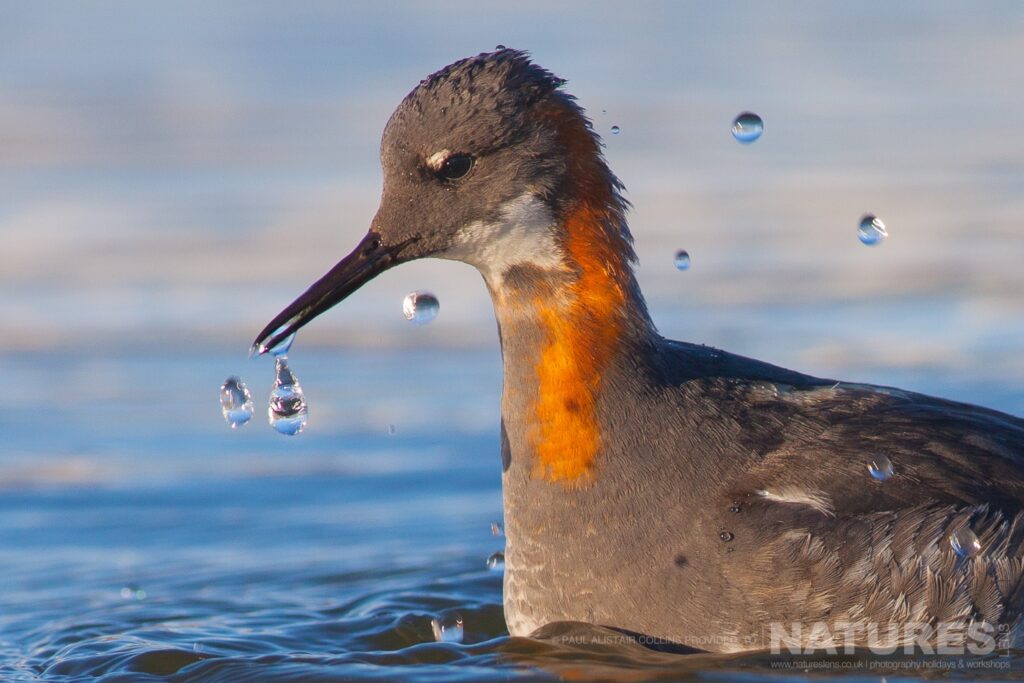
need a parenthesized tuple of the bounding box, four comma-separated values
(868, 455, 895, 481)
(950, 527, 981, 559)
(220, 376, 254, 428)
(858, 214, 888, 246)
(673, 250, 691, 271)
(120, 586, 146, 600)
(431, 613, 464, 643)
(495, 44, 506, 50)
(268, 358, 307, 436)
(719, 531, 734, 542)
(731, 112, 763, 143)
(611, 125, 621, 135)
(258, 324, 295, 357)
(490, 522, 503, 537)
(486, 552, 505, 570)
(402, 291, 439, 325)
(386, 423, 397, 436)
(728, 503, 742, 514)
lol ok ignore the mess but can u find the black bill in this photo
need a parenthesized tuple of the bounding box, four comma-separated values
(251, 232, 414, 355)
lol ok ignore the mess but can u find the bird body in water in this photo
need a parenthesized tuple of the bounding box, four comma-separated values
(254, 49, 1024, 653)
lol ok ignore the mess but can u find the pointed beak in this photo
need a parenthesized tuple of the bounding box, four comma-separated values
(251, 232, 414, 355)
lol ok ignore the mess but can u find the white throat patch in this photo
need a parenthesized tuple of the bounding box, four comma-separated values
(439, 192, 565, 287)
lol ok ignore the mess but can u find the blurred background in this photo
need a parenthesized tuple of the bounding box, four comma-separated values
(4, 1, 1023, 381)
(1, 1, 1023, 678)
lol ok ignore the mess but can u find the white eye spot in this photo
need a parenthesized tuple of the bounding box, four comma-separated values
(426, 149, 451, 172)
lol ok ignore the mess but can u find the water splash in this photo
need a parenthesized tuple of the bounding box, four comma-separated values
(402, 291, 439, 325)
(731, 112, 763, 143)
(220, 376, 254, 428)
(268, 358, 308, 436)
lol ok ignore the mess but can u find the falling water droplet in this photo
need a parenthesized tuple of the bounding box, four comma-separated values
(402, 291, 440, 325)
(268, 357, 308, 436)
(486, 552, 505, 570)
(495, 44, 506, 50)
(611, 125, 621, 135)
(220, 376, 254, 428)
(386, 424, 397, 436)
(431, 613, 464, 643)
(868, 455, 895, 481)
(858, 214, 888, 246)
(731, 112, 763, 143)
(719, 531, 734, 542)
(950, 527, 981, 559)
(490, 522, 503, 537)
(673, 250, 691, 271)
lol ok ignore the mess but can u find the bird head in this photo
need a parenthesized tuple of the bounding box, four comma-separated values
(253, 48, 635, 355)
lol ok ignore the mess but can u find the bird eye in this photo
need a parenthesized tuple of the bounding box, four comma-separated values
(438, 153, 474, 181)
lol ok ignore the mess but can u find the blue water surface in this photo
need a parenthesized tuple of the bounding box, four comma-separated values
(1, 348, 1022, 681)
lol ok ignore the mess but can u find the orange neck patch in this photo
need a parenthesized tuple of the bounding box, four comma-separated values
(529, 101, 634, 484)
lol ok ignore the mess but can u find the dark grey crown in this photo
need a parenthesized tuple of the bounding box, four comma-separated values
(382, 48, 570, 159)
(420, 48, 565, 101)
